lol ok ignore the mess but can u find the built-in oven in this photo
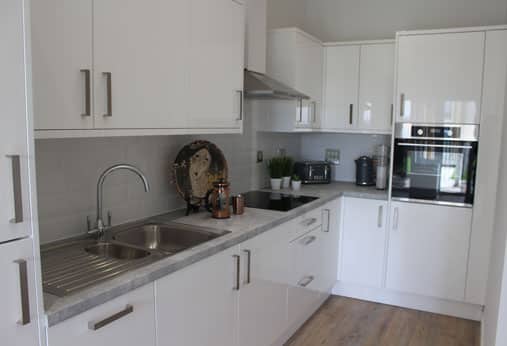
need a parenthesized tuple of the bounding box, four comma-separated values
(391, 123, 479, 207)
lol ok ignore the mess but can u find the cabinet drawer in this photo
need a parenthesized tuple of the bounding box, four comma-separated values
(288, 207, 323, 241)
(48, 284, 156, 346)
(288, 227, 328, 327)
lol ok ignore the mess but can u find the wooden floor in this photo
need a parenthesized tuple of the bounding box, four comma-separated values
(285, 296, 480, 346)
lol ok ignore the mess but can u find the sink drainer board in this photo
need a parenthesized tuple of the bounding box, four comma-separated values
(41, 239, 162, 297)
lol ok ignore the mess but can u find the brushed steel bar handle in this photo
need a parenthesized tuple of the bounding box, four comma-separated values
(393, 207, 399, 230)
(349, 104, 353, 124)
(312, 101, 317, 123)
(88, 305, 133, 331)
(390, 104, 394, 125)
(233, 255, 241, 291)
(397, 143, 473, 150)
(377, 205, 383, 228)
(297, 275, 314, 288)
(301, 235, 317, 246)
(400, 93, 405, 117)
(7, 155, 23, 223)
(298, 99, 303, 122)
(80, 69, 91, 116)
(322, 209, 330, 232)
(103, 72, 112, 117)
(14, 259, 30, 326)
(243, 249, 251, 284)
(302, 217, 318, 227)
(236, 90, 243, 121)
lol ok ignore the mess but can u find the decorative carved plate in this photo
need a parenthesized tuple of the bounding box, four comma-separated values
(173, 140, 228, 207)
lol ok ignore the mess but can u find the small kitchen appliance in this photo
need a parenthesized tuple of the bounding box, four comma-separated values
(294, 161, 331, 184)
(355, 156, 375, 186)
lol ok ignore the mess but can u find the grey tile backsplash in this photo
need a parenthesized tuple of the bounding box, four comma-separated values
(35, 101, 302, 243)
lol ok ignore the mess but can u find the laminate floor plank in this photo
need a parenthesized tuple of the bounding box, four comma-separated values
(285, 296, 480, 346)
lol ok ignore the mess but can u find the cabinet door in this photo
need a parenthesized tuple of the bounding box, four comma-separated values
(93, 0, 190, 129)
(294, 32, 323, 129)
(387, 202, 471, 301)
(0, 239, 41, 346)
(239, 225, 289, 346)
(322, 45, 359, 130)
(358, 44, 394, 132)
(186, 0, 244, 129)
(320, 199, 341, 291)
(156, 247, 239, 346)
(245, 0, 267, 74)
(31, 0, 93, 130)
(0, 0, 32, 242)
(396, 32, 484, 124)
(49, 284, 155, 346)
(340, 197, 387, 287)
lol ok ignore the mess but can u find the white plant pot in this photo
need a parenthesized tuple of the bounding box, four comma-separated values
(270, 178, 282, 190)
(282, 176, 291, 189)
(292, 181, 302, 191)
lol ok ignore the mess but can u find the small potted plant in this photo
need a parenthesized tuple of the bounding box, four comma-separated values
(291, 174, 302, 191)
(267, 157, 284, 190)
(281, 156, 294, 189)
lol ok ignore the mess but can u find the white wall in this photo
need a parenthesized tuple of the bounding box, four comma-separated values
(300, 133, 390, 182)
(267, 0, 306, 30)
(35, 101, 301, 243)
(483, 72, 507, 346)
(268, 0, 507, 41)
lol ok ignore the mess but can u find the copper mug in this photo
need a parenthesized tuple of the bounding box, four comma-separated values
(206, 179, 231, 219)
(232, 194, 245, 215)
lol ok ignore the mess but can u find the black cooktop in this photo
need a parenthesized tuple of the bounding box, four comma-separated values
(243, 191, 319, 212)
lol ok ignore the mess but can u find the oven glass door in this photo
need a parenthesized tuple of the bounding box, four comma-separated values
(392, 139, 478, 206)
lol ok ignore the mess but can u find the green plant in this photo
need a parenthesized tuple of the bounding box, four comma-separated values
(267, 157, 284, 179)
(281, 156, 294, 177)
(292, 174, 301, 182)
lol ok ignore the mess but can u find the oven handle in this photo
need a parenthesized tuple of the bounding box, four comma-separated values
(396, 142, 473, 150)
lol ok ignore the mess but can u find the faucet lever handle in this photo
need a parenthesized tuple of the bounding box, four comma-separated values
(107, 211, 112, 227)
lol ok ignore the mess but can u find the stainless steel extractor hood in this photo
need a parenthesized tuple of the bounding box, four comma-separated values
(244, 70, 310, 100)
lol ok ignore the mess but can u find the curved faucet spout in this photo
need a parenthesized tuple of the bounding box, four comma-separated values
(95, 164, 150, 239)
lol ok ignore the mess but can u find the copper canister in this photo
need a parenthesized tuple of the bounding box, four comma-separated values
(208, 179, 231, 219)
(232, 194, 245, 215)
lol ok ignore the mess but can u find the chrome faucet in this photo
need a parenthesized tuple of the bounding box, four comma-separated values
(90, 164, 150, 240)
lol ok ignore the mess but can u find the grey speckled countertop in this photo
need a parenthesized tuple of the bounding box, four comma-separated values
(44, 182, 386, 326)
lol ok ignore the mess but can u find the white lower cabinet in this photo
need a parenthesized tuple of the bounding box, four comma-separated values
(386, 201, 472, 301)
(238, 225, 290, 346)
(47, 283, 156, 346)
(340, 197, 388, 287)
(155, 246, 239, 346)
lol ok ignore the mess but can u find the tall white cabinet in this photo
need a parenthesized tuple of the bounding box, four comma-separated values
(396, 31, 485, 124)
(31, 0, 245, 137)
(1, 0, 42, 345)
(322, 41, 394, 133)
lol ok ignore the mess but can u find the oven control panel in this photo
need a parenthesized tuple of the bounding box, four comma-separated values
(411, 126, 461, 139)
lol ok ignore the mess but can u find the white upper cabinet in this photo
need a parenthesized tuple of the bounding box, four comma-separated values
(396, 32, 485, 124)
(31, 0, 94, 130)
(322, 42, 394, 133)
(93, 0, 190, 129)
(322, 45, 360, 130)
(0, 0, 33, 242)
(267, 28, 323, 130)
(187, 0, 245, 129)
(31, 0, 245, 137)
(387, 201, 472, 302)
(339, 197, 387, 288)
(245, 0, 267, 73)
(358, 44, 395, 131)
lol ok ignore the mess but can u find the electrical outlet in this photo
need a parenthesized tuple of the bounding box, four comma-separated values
(325, 149, 340, 164)
(257, 150, 264, 163)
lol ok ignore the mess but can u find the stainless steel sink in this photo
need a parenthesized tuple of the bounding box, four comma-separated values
(85, 243, 151, 260)
(41, 220, 230, 297)
(113, 223, 229, 254)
